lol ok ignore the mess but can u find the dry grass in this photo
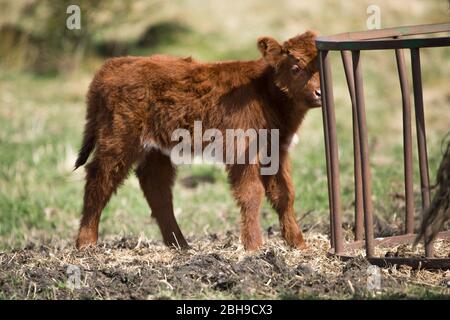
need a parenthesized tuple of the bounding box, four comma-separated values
(1, 232, 449, 300)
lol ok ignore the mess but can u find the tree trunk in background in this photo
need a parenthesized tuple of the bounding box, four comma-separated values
(416, 139, 450, 246)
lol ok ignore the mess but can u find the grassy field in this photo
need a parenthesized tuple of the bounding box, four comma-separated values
(0, 0, 449, 299)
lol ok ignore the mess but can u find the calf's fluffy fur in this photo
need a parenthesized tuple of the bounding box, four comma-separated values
(75, 31, 321, 251)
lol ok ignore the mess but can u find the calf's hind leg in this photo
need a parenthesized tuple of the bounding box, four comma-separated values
(136, 150, 189, 249)
(76, 149, 136, 249)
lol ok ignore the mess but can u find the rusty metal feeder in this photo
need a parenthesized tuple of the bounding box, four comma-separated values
(316, 23, 450, 269)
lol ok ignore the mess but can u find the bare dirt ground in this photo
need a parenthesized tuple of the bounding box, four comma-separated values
(1, 230, 449, 300)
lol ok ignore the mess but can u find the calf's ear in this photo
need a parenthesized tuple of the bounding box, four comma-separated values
(257, 37, 283, 66)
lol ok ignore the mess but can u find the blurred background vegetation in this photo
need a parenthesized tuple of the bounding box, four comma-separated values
(0, 0, 449, 249)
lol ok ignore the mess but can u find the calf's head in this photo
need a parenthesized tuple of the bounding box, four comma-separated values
(258, 31, 321, 108)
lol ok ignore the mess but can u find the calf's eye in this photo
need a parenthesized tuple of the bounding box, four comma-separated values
(291, 65, 301, 75)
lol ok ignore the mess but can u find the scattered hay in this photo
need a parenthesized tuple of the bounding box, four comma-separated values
(1, 232, 449, 299)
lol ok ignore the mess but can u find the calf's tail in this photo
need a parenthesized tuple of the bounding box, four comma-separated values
(74, 89, 100, 170)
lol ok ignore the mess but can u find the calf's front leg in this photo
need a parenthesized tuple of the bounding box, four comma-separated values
(263, 153, 307, 249)
(228, 164, 265, 250)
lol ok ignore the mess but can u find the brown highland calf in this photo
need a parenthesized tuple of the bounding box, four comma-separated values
(75, 31, 321, 251)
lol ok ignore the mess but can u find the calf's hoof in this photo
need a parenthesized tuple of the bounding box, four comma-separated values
(293, 240, 308, 250)
(76, 230, 98, 250)
(242, 237, 263, 251)
(163, 232, 190, 250)
(284, 232, 308, 250)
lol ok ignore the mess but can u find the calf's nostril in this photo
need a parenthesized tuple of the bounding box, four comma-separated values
(315, 89, 321, 98)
